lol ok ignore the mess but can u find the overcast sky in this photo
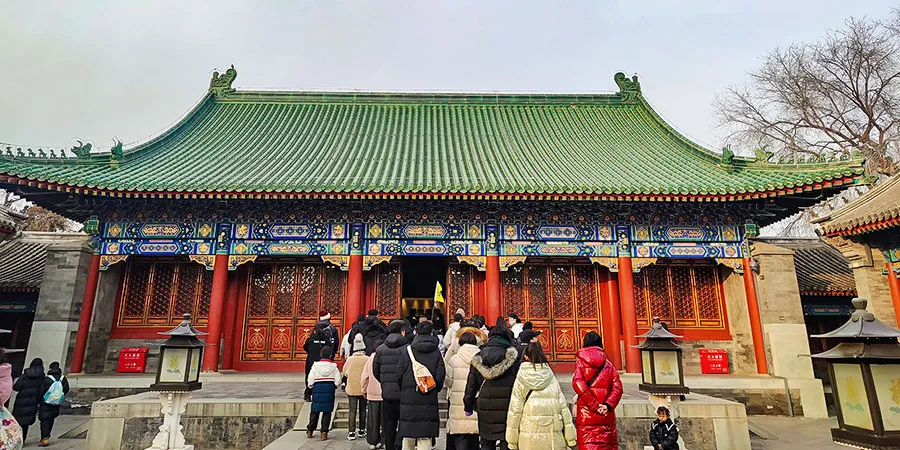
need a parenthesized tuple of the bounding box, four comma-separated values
(1, 1, 896, 153)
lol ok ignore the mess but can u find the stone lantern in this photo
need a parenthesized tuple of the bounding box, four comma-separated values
(146, 313, 206, 450)
(810, 298, 900, 449)
(636, 317, 689, 396)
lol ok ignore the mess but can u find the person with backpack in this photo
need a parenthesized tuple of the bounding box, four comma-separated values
(572, 332, 623, 450)
(372, 320, 410, 450)
(506, 341, 576, 450)
(463, 326, 520, 450)
(396, 321, 445, 450)
(0, 349, 12, 407)
(306, 346, 340, 441)
(361, 310, 388, 355)
(37, 361, 68, 447)
(304, 323, 330, 401)
(649, 406, 679, 450)
(317, 310, 339, 350)
(11, 358, 44, 442)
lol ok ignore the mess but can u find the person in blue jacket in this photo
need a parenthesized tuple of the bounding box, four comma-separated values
(306, 346, 341, 441)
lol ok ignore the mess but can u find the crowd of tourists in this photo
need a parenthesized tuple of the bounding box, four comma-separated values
(302, 309, 679, 450)
(0, 349, 70, 449)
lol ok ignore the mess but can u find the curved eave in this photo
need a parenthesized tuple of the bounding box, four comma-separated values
(0, 172, 861, 202)
(822, 214, 900, 237)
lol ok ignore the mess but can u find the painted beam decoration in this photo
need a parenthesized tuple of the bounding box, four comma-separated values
(93, 218, 748, 269)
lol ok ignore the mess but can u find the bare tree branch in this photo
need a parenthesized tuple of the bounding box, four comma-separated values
(716, 13, 900, 174)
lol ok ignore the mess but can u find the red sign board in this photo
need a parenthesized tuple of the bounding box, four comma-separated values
(117, 347, 150, 373)
(699, 349, 729, 374)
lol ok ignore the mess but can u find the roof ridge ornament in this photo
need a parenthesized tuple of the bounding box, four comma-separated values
(209, 65, 237, 96)
(71, 140, 92, 160)
(110, 139, 123, 168)
(614, 72, 641, 103)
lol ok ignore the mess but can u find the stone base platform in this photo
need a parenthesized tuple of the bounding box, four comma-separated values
(85, 382, 304, 450)
(85, 375, 750, 450)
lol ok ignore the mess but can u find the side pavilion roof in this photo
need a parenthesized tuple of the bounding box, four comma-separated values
(815, 172, 900, 237)
(0, 69, 864, 202)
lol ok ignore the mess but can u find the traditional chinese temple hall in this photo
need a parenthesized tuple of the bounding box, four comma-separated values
(0, 68, 868, 422)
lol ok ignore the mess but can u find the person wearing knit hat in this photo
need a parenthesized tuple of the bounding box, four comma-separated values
(317, 310, 338, 351)
(342, 333, 370, 441)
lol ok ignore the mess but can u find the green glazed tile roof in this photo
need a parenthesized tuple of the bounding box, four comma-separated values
(0, 74, 864, 200)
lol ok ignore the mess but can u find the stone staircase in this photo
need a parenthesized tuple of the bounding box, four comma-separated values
(331, 395, 450, 429)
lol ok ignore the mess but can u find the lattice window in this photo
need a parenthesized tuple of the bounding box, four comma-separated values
(376, 263, 401, 319)
(297, 265, 321, 317)
(322, 265, 346, 318)
(248, 263, 273, 317)
(633, 260, 725, 329)
(197, 269, 213, 319)
(501, 265, 525, 317)
(527, 265, 549, 318)
(116, 258, 213, 327)
(273, 265, 296, 317)
(448, 263, 474, 317)
(122, 262, 151, 319)
(574, 265, 597, 318)
(551, 266, 574, 318)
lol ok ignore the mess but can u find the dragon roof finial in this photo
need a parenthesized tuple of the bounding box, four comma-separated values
(209, 64, 237, 95)
(614, 72, 641, 103)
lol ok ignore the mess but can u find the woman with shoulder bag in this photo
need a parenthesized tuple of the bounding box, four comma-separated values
(572, 332, 623, 450)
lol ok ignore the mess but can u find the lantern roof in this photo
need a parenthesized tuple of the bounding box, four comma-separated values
(638, 317, 682, 340)
(811, 342, 900, 360)
(159, 313, 207, 338)
(810, 298, 900, 340)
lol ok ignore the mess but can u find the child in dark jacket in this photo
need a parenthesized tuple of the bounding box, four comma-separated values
(649, 406, 679, 450)
(38, 361, 70, 446)
(306, 346, 341, 441)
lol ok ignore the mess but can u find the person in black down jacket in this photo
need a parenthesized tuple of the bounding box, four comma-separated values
(649, 406, 679, 450)
(396, 321, 446, 450)
(304, 324, 330, 401)
(373, 319, 409, 450)
(12, 358, 45, 442)
(464, 327, 520, 450)
(38, 361, 70, 446)
(361, 311, 388, 355)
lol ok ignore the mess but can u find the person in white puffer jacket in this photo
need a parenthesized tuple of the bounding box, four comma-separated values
(506, 341, 576, 450)
(445, 332, 481, 450)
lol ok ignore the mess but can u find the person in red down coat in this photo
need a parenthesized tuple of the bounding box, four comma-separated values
(572, 332, 623, 450)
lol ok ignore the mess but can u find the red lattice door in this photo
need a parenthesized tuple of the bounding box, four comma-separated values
(447, 263, 476, 319)
(501, 260, 602, 361)
(239, 260, 346, 369)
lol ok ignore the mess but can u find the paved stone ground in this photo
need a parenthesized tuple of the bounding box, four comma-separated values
(748, 416, 844, 450)
(20, 415, 88, 450)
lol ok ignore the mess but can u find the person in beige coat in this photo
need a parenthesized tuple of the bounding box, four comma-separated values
(445, 332, 481, 450)
(443, 323, 488, 368)
(506, 341, 576, 450)
(342, 334, 369, 441)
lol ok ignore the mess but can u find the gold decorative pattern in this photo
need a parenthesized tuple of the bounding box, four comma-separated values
(632, 257, 658, 272)
(198, 223, 213, 238)
(369, 224, 383, 238)
(457, 256, 486, 271)
(321, 255, 350, 270)
(590, 257, 619, 272)
(499, 256, 527, 271)
(363, 256, 393, 271)
(189, 255, 216, 270)
(467, 244, 482, 256)
(235, 224, 250, 239)
(197, 242, 212, 255)
(468, 224, 482, 238)
(331, 224, 345, 238)
(105, 242, 121, 254)
(107, 223, 123, 238)
(330, 243, 345, 254)
(714, 258, 744, 273)
(228, 255, 257, 270)
(99, 255, 129, 270)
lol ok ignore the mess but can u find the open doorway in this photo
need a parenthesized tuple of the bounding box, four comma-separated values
(400, 256, 448, 333)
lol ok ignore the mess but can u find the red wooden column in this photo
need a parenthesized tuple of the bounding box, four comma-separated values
(484, 225, 502, 322)
(220, 265, 244, 371)
(344, 224, 365, 334)
(885, 262, 900, 324)
(604, 270, 623, 370)
(617, 255, 641, 373)
(71, 252, 101, 374)
(202, 252, 230, 372)
(742, 257, 769, 374)
(345, 254, 364, 333)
